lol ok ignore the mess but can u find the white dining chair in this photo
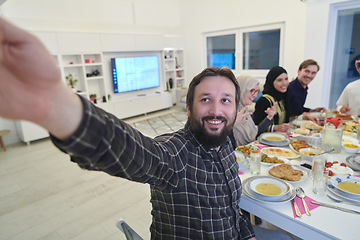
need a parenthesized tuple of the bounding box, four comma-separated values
(115, 219, 143, 240)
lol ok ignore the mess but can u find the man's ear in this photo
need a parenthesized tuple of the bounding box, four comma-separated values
(297, 69, 301, 76)
(187, 106, 191, 117)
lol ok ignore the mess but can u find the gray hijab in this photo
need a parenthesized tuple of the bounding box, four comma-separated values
(233, 75, 260, 146)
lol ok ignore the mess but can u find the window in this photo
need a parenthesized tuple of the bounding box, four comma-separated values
(243, 29, 280, 70)
(204, 23, 284, 77)
(206, 33, 236, 69)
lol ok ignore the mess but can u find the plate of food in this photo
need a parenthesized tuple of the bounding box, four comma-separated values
(268, 163, 308, 183)
(293, 121, 323, 136)
(342, 136, 359, 144)
(329, 175, 360, 199)
(235, 151, 249, 169)
(259, 133, 287, 142)
(325, 161, 354, 176)
(235, 145, 257, 156)
(260, 155, 289, 166)
(261, 147, 299, 159)
(247, 176, 291, 201)
(289, 140, 317, 153)
(242, 177, 296, 203)
(342, 131, 357, 138)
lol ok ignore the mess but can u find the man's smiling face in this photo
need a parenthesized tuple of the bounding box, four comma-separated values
(187, 76, 237, 148)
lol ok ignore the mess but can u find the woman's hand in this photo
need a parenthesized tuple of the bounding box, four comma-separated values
(235, 105, 253, 125)
(265, 102, 277, 120)
(302, 112, 320, 124)
(274, 123, 293, 132)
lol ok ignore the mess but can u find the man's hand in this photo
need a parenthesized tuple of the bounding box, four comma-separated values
(274, 123, 293, 132)
(310, 107, 326, 112)
(302, 112, 320, 124)
(0, 18, 83, 140)
(265, 102, 277, 120)
(235, 105, 253, 125)
(339, 105, 351, 114)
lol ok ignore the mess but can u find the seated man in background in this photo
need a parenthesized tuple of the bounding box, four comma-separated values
(0, 18, 292, 240)
(336, 59, 360, 115)
(287, 59, 326, 121)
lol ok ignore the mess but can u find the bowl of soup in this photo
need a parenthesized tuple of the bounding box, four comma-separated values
(329, 175, 360, 199)
(235, 151, 248, 168)
(260, 133, 287, 143)
(248, 177, 290, 200)
(299, 148, 323, 162)
(342, 142, 360, 154)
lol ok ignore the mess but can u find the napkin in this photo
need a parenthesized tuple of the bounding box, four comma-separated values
(238, 171, 244, 175)
(254, 141, 268, 149)
(292, 195, 320, 218)
(355, 174, 360, 178)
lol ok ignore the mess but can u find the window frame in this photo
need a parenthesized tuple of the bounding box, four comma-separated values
(203, 22, 285, 80)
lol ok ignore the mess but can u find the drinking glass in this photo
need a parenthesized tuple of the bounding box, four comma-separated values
(313, 167, 329, 196)
(249, 149, 261, 175)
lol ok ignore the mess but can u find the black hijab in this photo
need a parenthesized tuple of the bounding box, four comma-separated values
(263, 66, 291, 122)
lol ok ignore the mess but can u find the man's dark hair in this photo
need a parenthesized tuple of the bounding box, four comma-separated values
(186, 66, 240, 111)
(299, 59, 320, 72)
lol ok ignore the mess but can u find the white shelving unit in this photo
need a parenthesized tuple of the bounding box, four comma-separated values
(163, 49, 185, 104)
(58, 53, 108, 102)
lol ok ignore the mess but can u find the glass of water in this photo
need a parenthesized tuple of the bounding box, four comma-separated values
(249, 149, 261, 175)
(313, 166, 329, 195)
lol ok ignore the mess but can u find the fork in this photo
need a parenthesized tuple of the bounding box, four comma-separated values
(327, 194, 360, 207)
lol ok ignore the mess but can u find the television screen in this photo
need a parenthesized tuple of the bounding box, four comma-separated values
(111, 56, 160, 93)
(210, 53, 235, 69)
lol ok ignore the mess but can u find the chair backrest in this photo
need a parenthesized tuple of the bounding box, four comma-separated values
(115, 219, 144, 240)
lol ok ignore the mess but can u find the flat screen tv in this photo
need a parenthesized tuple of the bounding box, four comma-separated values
(210, 53, 235, 69)
(111, 55, 160, 93)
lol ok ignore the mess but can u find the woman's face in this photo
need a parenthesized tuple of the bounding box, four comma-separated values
(243, 84, 260, 105)
(273, 73, 289, 93)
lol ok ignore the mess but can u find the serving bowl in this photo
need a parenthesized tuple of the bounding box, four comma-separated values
(248, 177, 290, 200)
(299, 148, 323, 162)
(342, 142, 360, 154)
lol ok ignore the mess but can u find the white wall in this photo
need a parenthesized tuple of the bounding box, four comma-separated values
(303, 0, 354, 109)
(178, 0, 307, 86)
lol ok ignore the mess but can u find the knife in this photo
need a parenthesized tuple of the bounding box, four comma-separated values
(311, 201, 360, 215)
(292, 199, 301, 217)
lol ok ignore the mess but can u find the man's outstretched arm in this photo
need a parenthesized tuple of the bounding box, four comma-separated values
(0, 18, 82, 140)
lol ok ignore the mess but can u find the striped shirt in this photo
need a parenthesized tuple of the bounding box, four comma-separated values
(51, 96, 255, 239)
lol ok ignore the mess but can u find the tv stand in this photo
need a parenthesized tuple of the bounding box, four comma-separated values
(97, 92, 172, 119)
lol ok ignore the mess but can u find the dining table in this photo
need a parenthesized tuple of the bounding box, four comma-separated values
(238, 137, 360, 240)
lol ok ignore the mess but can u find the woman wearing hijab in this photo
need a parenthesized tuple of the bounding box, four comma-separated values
(229, 75, 276, 147)
(253, 66, 293, 132)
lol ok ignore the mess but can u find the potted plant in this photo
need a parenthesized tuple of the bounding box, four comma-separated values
(89, 94, 97, 103)
(66, 74, 78, 90)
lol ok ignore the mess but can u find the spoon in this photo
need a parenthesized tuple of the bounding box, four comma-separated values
(296, 187, 311, 216)
(318, 148, 334, 155)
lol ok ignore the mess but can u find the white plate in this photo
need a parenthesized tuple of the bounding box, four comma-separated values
(342, 136, 359, 144)
(242, 176, 296, 203)
(327, 163, 354, 176)
(248, 176, 290, 201)
(267, 164, 308, 183)
(261, 156, 289, 166)
(261, 147, 299, 159)
(257, 137, 290, 147)
(346, 156, 360, 171)
(342, 131, 357, 138)
(329, 175, 360, 199)
(260, 133, 287, 142)
(327, 185, 360, 204)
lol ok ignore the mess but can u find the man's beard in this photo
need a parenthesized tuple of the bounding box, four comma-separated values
(188, 114, 236, 148)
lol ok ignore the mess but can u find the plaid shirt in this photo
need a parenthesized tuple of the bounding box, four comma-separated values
(52, 97, 255, 240)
